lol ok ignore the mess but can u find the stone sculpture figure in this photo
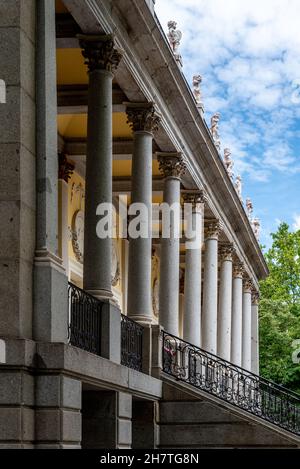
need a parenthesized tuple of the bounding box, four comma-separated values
(167, 20, 183, 66)
(210, 112, 221, 151)
(223, 148, 234, 179)
(246, 197, 253, 220)
(235, 175, 242, 201)
(252, 218, 261, 241)
(192, 74, 204, 115)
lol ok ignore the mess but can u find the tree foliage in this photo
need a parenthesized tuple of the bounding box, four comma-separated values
(259, 223, 300, 392)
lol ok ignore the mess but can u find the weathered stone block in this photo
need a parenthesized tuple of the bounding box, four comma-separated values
(0, 371, 34, 406)
(0, 407, 34, 441)
(118, 392, 132, 419)
(61, 410, 82, 442)
(62, 376, 82, 410)
(35, 409, 60, 441)
(118, 419, 132, 446)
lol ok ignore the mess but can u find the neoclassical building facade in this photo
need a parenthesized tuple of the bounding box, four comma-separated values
(0, 0, 299, 449)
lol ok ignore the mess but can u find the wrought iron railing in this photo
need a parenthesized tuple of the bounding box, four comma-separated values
(162, 331, 300, 436)
(121, 314, 143, 372)
(68, 282, 103, 356)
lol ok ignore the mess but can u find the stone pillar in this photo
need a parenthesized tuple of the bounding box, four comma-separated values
(35, 375, 82, 448)
(126, 103, 161, 324)
(182, 191, 205, 347)
(78, 34, 122, 299)
(251, 291, 260, 375)
(82, 391, 132, 449)
(202, 221, 221, 355)
(231, 262, 244, 366)
(0, 0, 36, 339)
(217, 245, 234, 360)
(58, 153, 74, 277)
(34, 0, 69, 343)
(157, 153, 186, 337)
(242, 278, 253, 371)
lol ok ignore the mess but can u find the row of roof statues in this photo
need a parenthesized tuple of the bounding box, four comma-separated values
(167, 20, 261, 242)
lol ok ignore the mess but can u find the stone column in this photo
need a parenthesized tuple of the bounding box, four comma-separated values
(231, 262, 244, 366)
(217, 244, 234, 361)
(182, 191, 205, 347)
(202, 221, 221, 355)
(126, 103, 161, 324)
(242, 278, 253, 371)
(157, 153, 186, 336)
(78, 35, 122, 299)
(58, 153, 74, 277)
(251, 291, 260, 375)
(34, 0, 69, 343)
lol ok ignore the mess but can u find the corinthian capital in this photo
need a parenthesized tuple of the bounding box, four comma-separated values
(126, 102, 161, 133)
(219, 244, 234, 262)
(243, 277, 254, 293)
(205, 220, 222, 240)
(181, 189, 207, 208)
(157, 152, 186, 180)
(78, 34, 123, 73)
(233, 261, 244, 278)
(252, 291, 260, 305)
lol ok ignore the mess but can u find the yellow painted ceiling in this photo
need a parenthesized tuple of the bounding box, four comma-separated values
(57, 113, 132, 139)
(57, 49, 89, 85)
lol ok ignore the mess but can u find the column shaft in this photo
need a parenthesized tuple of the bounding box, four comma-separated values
(231, 263, 244, 366)
(202, 222, 220, 354)
(251, 293, 260, 374)
(78, 35, 122, 299)
(84, 69, 113, 297)
(126, 103, 160, 323)
(217, 246, 233, 360)
(182, 192, 204, 347)
(242, 280, 253, 370)
(158, 153, 185, 337)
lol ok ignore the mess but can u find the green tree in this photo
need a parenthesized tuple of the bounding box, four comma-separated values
(259, 223, 300, 392)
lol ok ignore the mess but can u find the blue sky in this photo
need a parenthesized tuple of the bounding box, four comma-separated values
(156, 0, 300, 248)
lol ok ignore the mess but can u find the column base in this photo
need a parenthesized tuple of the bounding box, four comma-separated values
(127, 314, 153, 326)
(86, 288, 113, 301)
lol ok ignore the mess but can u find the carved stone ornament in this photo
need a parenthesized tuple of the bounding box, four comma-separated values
(243, 278, 254, 293)
(167, 20, 183, 66)
(78, 34, 123, 73)
(126, 102, 161, 134)
(58, 153, 74, 182)
(157, 153, 186, 180)
(252, 291, 260, 305)
(251, 217, 261, 241)
(111, 240, 120, 287)
(219, 244, 234, 262)
(246, 197, 253, 220)
(192, 74, 204, 107)
(235, 175, 242, 201)
(210, 112, 221, 151)
(233, 261, 244, 278)
(205, 220, 222, 240)
(71, 210, 84, 264)
(223, 148, 234, 180)
(182, 190, 207, 208)
(152, 277, 159, 317)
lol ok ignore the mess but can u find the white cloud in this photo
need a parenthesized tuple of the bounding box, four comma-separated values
(293, 214, 300, 231)
(155, 0, 300, 182)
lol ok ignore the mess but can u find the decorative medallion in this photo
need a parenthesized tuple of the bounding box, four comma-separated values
(152, 277, 159, 318)
(71, 210, 84, 264)
(111, 240, 120, 287)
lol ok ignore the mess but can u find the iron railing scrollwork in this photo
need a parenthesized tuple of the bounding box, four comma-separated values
(162, 331, 300, 436)
(121, 314, 143, 372)
(68, 282, 103, 356)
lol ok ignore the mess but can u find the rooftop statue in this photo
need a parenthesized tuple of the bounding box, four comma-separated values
(210, 112, 221, 151)
(192, 75, 204, 115)
(246, 197, 253, 220)
(223, 148, 234, 179)
(252, 217, 261, 241)
(235, 174, 242, 201)
(167, 20, 183, 66)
